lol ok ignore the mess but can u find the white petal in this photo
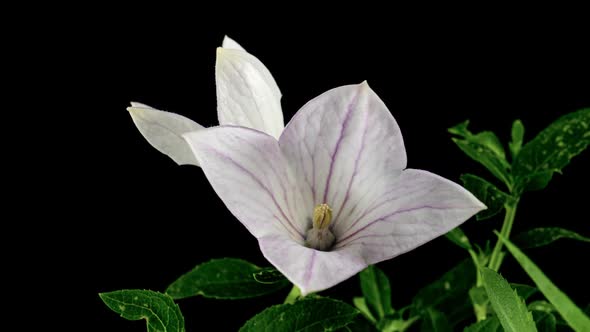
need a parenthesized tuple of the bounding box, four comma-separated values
(279, 82, 407, 234)
(130, 102, 152, 108)
(128, 103, 204, 166)
(258, 234, 367, 295)
(183, 126, 306, 241)
(334, 169, 486, 264)
(215, 48, 284, 139)
(221, 35, 245, 51)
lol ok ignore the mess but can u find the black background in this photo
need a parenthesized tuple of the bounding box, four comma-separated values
(42, 8, 589, 331)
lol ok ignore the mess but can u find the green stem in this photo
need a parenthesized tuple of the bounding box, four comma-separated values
(488, 199, 519, 271)
(398, 316, 420, 332)
(467, 249, 488, 321)
(378, 315, 419, 332)
(468, 249, 482, 287)
(284, 285, 301, 304)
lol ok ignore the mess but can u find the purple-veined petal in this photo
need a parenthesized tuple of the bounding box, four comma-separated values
(221, 35, 245, 51)
(215, 47, 284, 139)
(334, 169, 486, 263)
(183, 126, 306, 241)
(258, 234, 367, 295)
(279, 82, 407, 233)
(128, 102, 204, 166)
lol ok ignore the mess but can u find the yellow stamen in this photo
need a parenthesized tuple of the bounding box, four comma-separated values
(313, 204, 332, 230)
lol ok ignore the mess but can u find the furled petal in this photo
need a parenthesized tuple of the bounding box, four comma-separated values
(128, 103, 204, 166)
(221, 35, 245, 51)
(279, 82, 407, 232)
(215, 47, 284, 139)
(334, 169, 486, 263)
(183, 126, 306, 241)
(130, 102, 153, 108)
(258, 234, 367, 295)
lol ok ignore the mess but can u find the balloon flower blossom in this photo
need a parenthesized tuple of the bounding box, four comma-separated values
(128, 37, 485, 295)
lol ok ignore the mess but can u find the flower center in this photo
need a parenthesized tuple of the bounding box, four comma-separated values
(305, 203, 336, 251)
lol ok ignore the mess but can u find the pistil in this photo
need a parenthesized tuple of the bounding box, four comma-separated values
(306, 204, 336, 251)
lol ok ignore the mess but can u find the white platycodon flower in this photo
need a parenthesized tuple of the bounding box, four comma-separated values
(129, 37, 486, 295)
(127, 36, 282, 166)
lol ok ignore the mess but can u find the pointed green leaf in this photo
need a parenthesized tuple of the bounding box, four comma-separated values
(464, 317, 502, 332)
(532, 311, 556, 332)
(412, 259, 475, 326)
(521, 172, 554, 192)
(513, 108, 590, 193)
(360, 265, 394, 320)
(497, 232, 590, 331)
(460, 174, 514, 220)
(253, 267, 287, 284)
(481, 268, 537, 332)
(449, 121, 507, 159)
(528, 301, 556, 313)
(420, 308, 452, 332)
(512, 283, 538, 301)
(449, 121, 512, 186)
(353, 297, 377, 323)
(166, 258, 289, 300)
(510, 119, 525, 160)
(337, 316, 379, 332)
(514, 227, 590, 249)
(446, 227, 472, 250)
(99, 289, 185, 332)
(239, 298, 359, 332)
(412, 259, 475, 310)
(377, 315, 420, 332)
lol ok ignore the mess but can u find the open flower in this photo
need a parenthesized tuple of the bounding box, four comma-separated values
(127, 36, 284, 166)
(183, 82, 486, 295)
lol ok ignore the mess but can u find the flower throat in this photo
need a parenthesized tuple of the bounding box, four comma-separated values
(305, 203, 336, 251)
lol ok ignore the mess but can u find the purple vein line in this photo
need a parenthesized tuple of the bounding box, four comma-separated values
(331, 99, 369, 229)
(322, 89, 361, 204)
(206, 146, 304, 240)
(303, 250, 317, 288)
(336, 205, 453, 245)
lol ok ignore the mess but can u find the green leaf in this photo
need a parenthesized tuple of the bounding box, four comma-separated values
(460, 174, 514, 220)
(446, 227, 472, 250)
(449, 121, 512, 186)
(377, 316, 420, 332)
(337, 316, 379, 332)
(509, 119, 525, 160)
(532, 311, 556, 332)
(353, 297, 377, 323)
(239, 298, 359, 332)
(512, 108, 590, 193)
(99, 289, 185, 332)
(412, 259, 476, 327)
(449, 121, 507, 158)
(420, 308, 452, 332)
(522, 172, 555, 192)
(512, 283, 538, 301)
(253, 267, 287, 284)
(360, 265, 394, 320)
(412, 259, 474, 310)
(514, 227, 590, 249)
(497, 232, 590, 331)
(464, 317, 502, 332)
(528, 300, 561, 330)
(166, 258, 289, 300)
(481, 268, 537, 332)
(528, 301, 556, 313)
